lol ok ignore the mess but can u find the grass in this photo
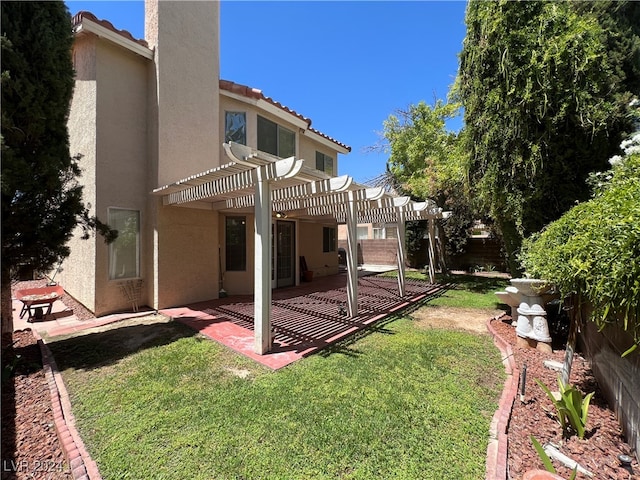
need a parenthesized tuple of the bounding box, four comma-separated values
(50, 309, 504, 480)
(430, 273, 510, 309)
(382, 270, 510, 309)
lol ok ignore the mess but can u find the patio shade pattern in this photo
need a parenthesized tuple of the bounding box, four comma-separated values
(153, 143, 449, 354)
(170, 274, 448, 369)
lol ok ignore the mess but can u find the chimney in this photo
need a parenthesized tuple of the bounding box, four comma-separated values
(145, 0, 220, 186)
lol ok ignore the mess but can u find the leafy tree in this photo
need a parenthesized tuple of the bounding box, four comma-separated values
(457, 0, 639, 275)
(519, 130, 640, 355)
(1, 2, 114, 333)
(382, 101, 476, 261)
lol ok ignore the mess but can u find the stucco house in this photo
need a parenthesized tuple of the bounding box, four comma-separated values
(60, 1, 444, 354)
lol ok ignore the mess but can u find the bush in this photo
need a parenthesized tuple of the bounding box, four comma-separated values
(519, 153, 640, 355)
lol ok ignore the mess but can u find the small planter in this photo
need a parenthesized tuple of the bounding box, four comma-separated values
(522, 469, 565, 480)
(303, 270, 313, 282)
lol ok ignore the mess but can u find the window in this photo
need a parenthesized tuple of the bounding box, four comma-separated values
(323, 227, 336, 252)
(357, 226, 369, 240)
(108, 209, 140, 280)
(257, 115, 295, 158)
(373, 225, 397, 239)
(225, 111, 246, 145)
(226, 216, 246, 271)
(385, 226, 398, 239)
(315, 151, 334, 176)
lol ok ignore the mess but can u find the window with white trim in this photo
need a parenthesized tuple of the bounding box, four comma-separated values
(108, 208, 140, 280)
(385, 226, 398, 239)
(357, 226, 369, 240)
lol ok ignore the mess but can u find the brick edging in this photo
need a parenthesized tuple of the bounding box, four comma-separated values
(33, 330, 102, 480)
(486, 314, 520, 480)
(28, 315, 517, 480)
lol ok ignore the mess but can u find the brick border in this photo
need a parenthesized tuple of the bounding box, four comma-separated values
(486, 314, 520, 480)
(28, 313, 517, 480)
(33, 330, 102, 480)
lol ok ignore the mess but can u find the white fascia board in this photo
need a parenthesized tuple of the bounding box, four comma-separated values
(257, 100, 310, 130)
(303, 129, 350, 155)
(75, 20, 153, 59)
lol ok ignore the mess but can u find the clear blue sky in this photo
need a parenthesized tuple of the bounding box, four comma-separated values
(65, 1, 468, 183)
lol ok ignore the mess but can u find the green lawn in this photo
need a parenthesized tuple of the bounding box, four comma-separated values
(49, 288, 505, 480)
(383, 270, 510, 309)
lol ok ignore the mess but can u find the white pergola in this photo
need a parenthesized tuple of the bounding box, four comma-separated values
(153, 143, 449, 354)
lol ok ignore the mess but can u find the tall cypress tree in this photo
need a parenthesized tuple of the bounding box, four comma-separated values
(1, 2, 113, 332)
(457, 0, 639, 275)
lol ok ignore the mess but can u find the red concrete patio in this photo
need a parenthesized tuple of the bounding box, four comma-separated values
(13, 271, 448, 370)
(161, 272, 448, 369)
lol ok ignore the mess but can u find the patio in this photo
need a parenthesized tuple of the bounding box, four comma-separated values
(12, 269, 448, 370)
(161, 270, 448, 369)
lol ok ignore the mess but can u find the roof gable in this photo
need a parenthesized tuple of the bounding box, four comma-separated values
(220, 80, 351, 153)
(71, 12, 351, 153)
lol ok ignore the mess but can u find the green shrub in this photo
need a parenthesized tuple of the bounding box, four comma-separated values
(520, 153, 640, 355)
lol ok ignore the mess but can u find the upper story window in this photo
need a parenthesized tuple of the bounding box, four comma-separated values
(225, 112, 246, 145)
(257, 115, 295, 158)
(108, 208, 140, 280)
(315, 151, 334, 176)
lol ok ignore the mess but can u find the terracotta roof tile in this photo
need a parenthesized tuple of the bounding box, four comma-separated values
(71, 11, 149, 48)
(220, 79, 351, 152)
(308, 126, 352, 153)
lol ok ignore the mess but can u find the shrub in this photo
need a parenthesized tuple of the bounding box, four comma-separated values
(520, 153, 640, 355)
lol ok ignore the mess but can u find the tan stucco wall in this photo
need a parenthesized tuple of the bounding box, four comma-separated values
(298, 220, 339, 277)
(92, 39, 150, 315)
(59, 36, 98, 311)
(147, 0, 221, 186)
(63, 3, 351, 314)
(64, 34, 151, 316)
(219, 212, 256, 295)
(156, 205, 219, 308)
(298, 137, 340, 175)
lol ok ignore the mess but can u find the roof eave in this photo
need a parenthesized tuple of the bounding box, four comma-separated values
(73, 18, 153, 60)
(303, 129, 350, 155)
(221, 89, 351, 154)
(221, 89, 309, 131)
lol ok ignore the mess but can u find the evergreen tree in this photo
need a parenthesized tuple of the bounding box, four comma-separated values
(457, 0, 639, 275)
(1, 2, 113, 332)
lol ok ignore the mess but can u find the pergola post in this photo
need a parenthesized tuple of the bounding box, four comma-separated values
(254, 174, 272, 354)
(345, 191, 358, 317)
(154, 143, 450, 341)
(396, 210, 406, 297)
(428, 217, 436, 284)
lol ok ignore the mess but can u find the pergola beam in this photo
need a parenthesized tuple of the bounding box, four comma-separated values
(152, 143, 449, 354)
